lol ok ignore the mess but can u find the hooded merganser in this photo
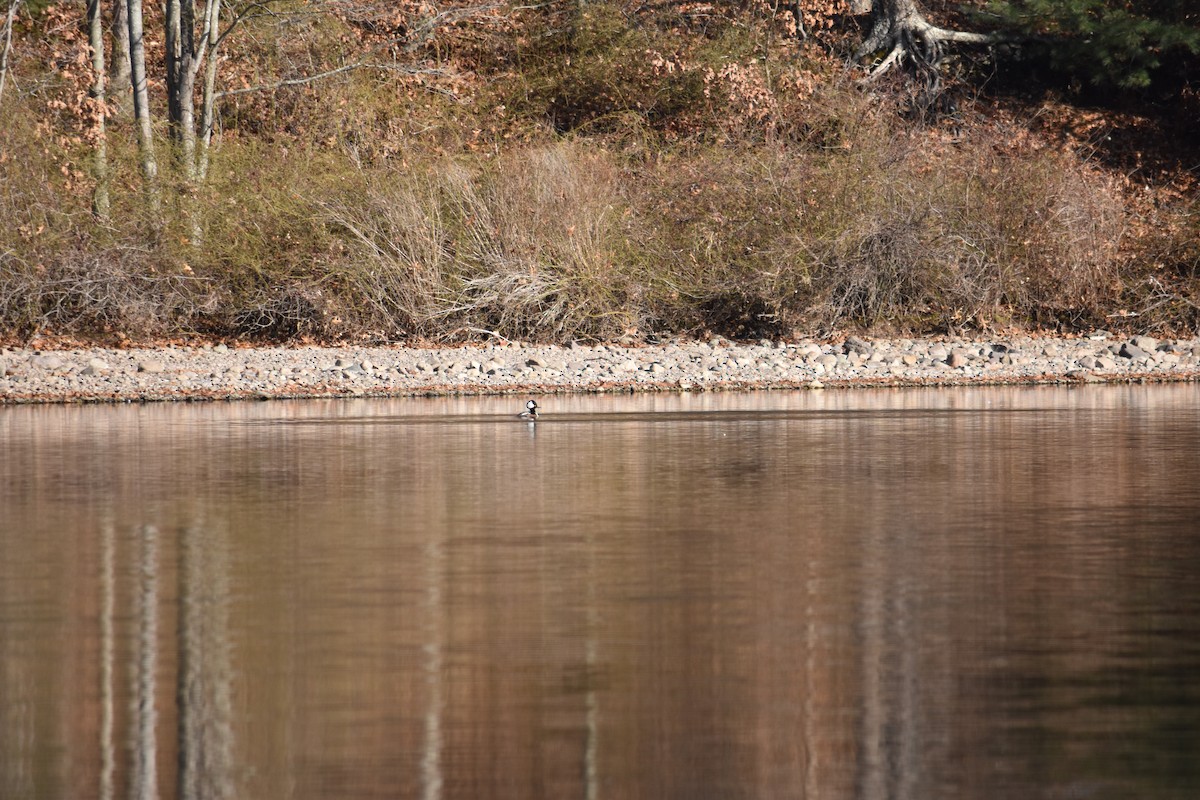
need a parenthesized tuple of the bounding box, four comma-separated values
(518, 400, 539, 420)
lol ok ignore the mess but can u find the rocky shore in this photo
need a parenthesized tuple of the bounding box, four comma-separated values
(2, 333, 1198, 404)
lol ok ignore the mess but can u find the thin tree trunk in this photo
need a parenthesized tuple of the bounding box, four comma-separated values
(110, 0, 131, 115)
(0, 0, 21, 110)
(196, 0, 221, 183)
(170, 0, 225, 242)
(165, 0, 182, 136)
(126, 0, 160, 213)
(87, 0, 110, 218)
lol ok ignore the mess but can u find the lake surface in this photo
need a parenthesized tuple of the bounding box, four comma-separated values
(2, 385, 1200, 800)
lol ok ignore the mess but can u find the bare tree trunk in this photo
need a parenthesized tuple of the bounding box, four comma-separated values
(110, 0, 131, 115)
(0, 0, 21, 110)
(196, 0, 221, 183)
(165, 0, 184, 148)
(126, 0, 160, 214)
(87, 0, 110, 218)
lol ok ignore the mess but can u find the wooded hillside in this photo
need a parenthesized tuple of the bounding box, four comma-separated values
(1, 0, 1197, 344)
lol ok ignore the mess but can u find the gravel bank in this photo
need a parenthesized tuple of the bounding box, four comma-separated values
(2, 333, 1199, 404)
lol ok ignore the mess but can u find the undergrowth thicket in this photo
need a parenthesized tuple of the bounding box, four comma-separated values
(1, 0, 1196, 344)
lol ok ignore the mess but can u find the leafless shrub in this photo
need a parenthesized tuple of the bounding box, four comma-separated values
(326, 143, 641, 341)
(229, 284, 334, 340)
(0, 249, 220, 338)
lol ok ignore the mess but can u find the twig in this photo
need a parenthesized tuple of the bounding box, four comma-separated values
(0, 0, 22, 108)
(215, 58, 449, 100)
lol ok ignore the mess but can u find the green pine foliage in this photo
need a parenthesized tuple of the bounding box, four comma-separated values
(987, 0, 1200, 91)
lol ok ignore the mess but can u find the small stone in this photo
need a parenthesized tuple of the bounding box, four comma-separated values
(901, 354, 919, 366)
(526, 357, 548, 368)
(137, 360, 165, 373)
(807, 380, 825, 390)
(616, 359, 638, 373)
(484, 360, 503, 374)
(1096, 356, 1117, 370)
(213, 343, 229, 353)
(34, 355, 64, 370)
(88, 358, 110, 371)
(1131, 335, 1158, 352)
(815, 354, 838, 369)
(1119, 342, 1148, 360)
(947, 351, 969, 368)
(843, 336, 872, 355)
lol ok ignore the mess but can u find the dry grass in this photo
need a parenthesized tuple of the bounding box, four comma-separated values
(322, 143, 643, 341)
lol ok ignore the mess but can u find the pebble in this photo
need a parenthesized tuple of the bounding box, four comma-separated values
(1, 334, 1197, 403)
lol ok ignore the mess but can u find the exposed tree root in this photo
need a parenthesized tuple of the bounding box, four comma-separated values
(854, 0, 994, 85)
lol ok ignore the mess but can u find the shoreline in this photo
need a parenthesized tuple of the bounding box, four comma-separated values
(3, 334, 1199, 405)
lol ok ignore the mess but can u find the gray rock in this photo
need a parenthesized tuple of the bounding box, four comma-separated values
(1119, 342, 1148, 360)
(34, 355, 64, 370)
(88, 358, 110, 371)
(137, 360, 165, 373)
(1096, 356, 1117, 370)
(947, 351, 969, 368)
(843, 336, 872, 355)
(526, 357, 548, 368)
(213, 343, 229, 353)
(815, 354, 838, 369)
(901, 354, 919, 366)
(1131, 335, 1158, 352)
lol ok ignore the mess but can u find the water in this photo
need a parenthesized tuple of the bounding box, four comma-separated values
(2, 385, 1200, 800)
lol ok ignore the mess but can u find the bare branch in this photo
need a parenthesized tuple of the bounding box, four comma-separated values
(214, 61, 451, 100)
(0, 0, 22, 108)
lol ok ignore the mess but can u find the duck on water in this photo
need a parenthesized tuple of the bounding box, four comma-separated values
(518, 400, 539, 420)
